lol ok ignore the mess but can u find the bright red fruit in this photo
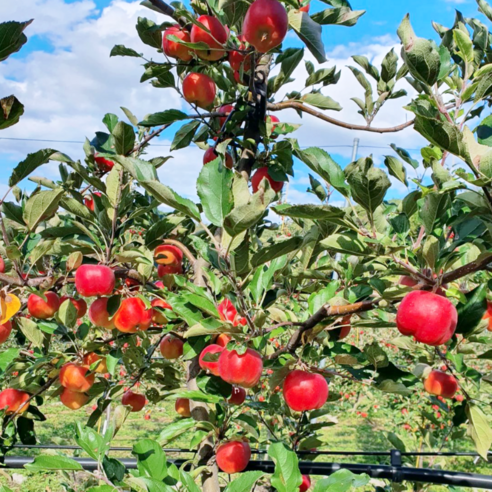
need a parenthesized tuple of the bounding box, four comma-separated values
(203, 147, 233, 169)
(75, 264, 115, 297)
(158, 264, 183, 276)
(175, 397, 191, 417)
(243, 0, 288, 53)
(228, 386, 246, 405)
(113, 298, 152, 333)
(60, 388, 89, 410)
(163, 25, 193, 61)
(283, 370, 329, 412)
(154, 244, 183, 266)
(94, 154, 114, 172)
(215, 333, 232, 347)
(27, 292, 61, 320)
(0, 257, 5, 273)
(396, 291, 457, 346)
(190, 15, 228, 61)
(59, 363, 95, 393)
(89, 297, 115, 329)
(151, 298, 172, 324)
(251, 166, 284, 193)
(199, 344, 224, 376)
(216, 440, 251, 473)
(217, 104, 235, 127)
(229, 35, 252, 72)
(60, 296, 87, 319)
(424, 370, 458, 399)
(218, 299, 246, 327)
(122, 390, 146, 412)
(218, 348, 263, 388)
(266, 114, 280, 134)
(483, 301, 492, 332)
(182, 73, 217, 109)
(0, 321, 12, 344)
(160, 334, 184, 359)
(0, 388, 30, 415)
(300, 475, 311, 492)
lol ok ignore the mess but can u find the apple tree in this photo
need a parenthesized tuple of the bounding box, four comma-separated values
(1, 0, 492, 490)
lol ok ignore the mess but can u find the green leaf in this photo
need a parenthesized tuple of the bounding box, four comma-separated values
(345, 157, 391, 215)
(376, 380, 412, 396)
(158, 418, 196, 445)
(251, 236, 303, 267)
(133, 439, 167, 480)
(422, 235, 439, 270)
(75, 423, 105, 460)
(273, 48, 304, 93)
(25, 455, 83, 471)
(139, 109, 188, 127)
(110, 45, 142, 57)
(288, 10, 326, 64)
(313, 469, 370, 492)
(9, 149, 61, 187)
(23, 188, 65, 231)
(352, 55, 380, 81)
(197, 159, 234, 227)
(112, 121, 135, 155)
(268, 442, 302, 492)
(172, 389, 221, 404)
(294, 147, 348, 195)
(381, 48, 398, 82)
(383, 156, 407, 186)
(179, 471, 201, 492)
(387, 432, 406, 452)
(319, 232, 370, 255)
(456, 284, 487, 336)
(0, 95, 24, 129)
(311, 7, 365, 27)
(466, 403, 492, 459)
(58, 298, 78, 329)
(0, 20, 32, 61)
(397, 15, 440, 86)
(17, 317, 45, 349)
(225, 471, 265, 492)
(306, 66, 340, 87)
(390, 144, 419, 169)
(0, 348, 20, 374)
(301, 92, 341, 111)
(453, 29, 473, 64)
(136, 17, 163, 49)
(478, 0, 492, 22)
(224, 187, 277, 237)
(171, 120, 200, 151)
(106, 167, 121, 207)
(273, 203, 345, 220)
(419, 191, 447, 234)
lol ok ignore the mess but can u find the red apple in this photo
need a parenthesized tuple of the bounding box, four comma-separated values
(59, 363, 95, 393)
(0, 388, 30, 415)
(299, 2, 310, 13)
(300, 475, 311, 492)
(0, 257, 5, 273)
(243, 0, 288, 53)
(215, 333, 232, 347)
(94, 154, 114, 172)
(160, 334, 184, 359)
(190, 15, 228, 61)
(175, 397, 191, 417)
(27, 292, 60, 320)
(83, 352, 107, 374)
(0, 321, 13, 344)
(154, 244, 183, 266)
(217, 104, 235, 127)
(89, 297, 115, 329)
(283, 370, 329, 412)
(218, 348, 263, 388)
(229, 35, 252, 71)
(60, 388, 89, 410)
(483, 301, 492, 332)
(163, 25, 193, 61)
(203, 147, 233, 169)
(251, 166, 284, 193)
(234, 70, 249, 86)
(396, 291, 457, 346)
(151, 298, 172, 325)
(158, 264, 183, 277)
(228, 386, 246, 405)
(199, 344, 224, 376)
(113, 297, 152, 333)
(122, 390, 146, 412)
(266, 114, 280, 135)
(75, 264, 115, 297)
(60, 296, 87, 319)
(182, 73, 217, 109)
(216, 440, 251, 473)
(84, 192, 102, 212)
(218, 299, 246, 327)
(424, 370, 458, 399)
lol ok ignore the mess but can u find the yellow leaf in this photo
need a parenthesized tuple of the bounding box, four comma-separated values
(0, 292, 21, 324)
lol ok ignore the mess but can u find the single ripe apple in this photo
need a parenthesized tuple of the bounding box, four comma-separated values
(75, 264, 115, 297)
(396, 291, 457, 346)
(199, 344, 224, 376)
(182, 72, 216, 109)
(203, 147, 233, 169)
(59, 363, 95, 393)
(282, 370, 329, 412)
(163, 25, 193, 61)
(27, 292, 61, 320)
(190, 15, 228, 61)
(0, 388, 30, 415)
(60, 388, 89, 410)
(113, 297, 152, 333)
(299, 475, 311, 492)
(160, 334, 184, 359)
(424, 370, 458, 399)
(218, 348, 263, 388)
(0, 257, 5, 273)
(175, 397, 191, 417)
(151, 298, 172, 325)
(251, 166, 284, 193)
(122, 390, 146, 412)
(242, 0, 288, 53)
(94, 154, 114, 172)
(216, 440, 251, 473)
(228, 386, 246, 405)
(154, 244, 183, 266)
(0, 321, 12, 344)
(89, 297, 115, 329)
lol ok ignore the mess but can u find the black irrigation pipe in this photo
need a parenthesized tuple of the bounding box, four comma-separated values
(10, 443, 492, 458)
(4, 455, 492, 489)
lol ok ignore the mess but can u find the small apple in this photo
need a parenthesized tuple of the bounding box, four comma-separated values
(122, 390, 146, 412)
(251, 167, 284, 193)
(175, 397, 191, 417)
(75, 264, 115, 297)
(27, 292, 61, 320)
(160, 334, 184, 359)
(218, 348, 263, 388)
(282, 370, 329, 412)
(182, 72, 216, 109)
(424, 370, 458, 399)
(216, 440, 251, 473)
(163, 25, 193, 61)
(190, 15, 228, 61)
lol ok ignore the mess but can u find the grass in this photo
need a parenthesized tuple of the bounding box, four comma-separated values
(0, 398, 491, 491)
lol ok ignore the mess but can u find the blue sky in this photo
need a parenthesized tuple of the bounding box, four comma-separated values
(0, 0, 486, 208)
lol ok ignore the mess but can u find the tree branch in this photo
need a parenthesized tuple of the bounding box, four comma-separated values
(266, 101, 415, 134)
(266, 299, 377, 360)
(441, 253, 492, 284)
